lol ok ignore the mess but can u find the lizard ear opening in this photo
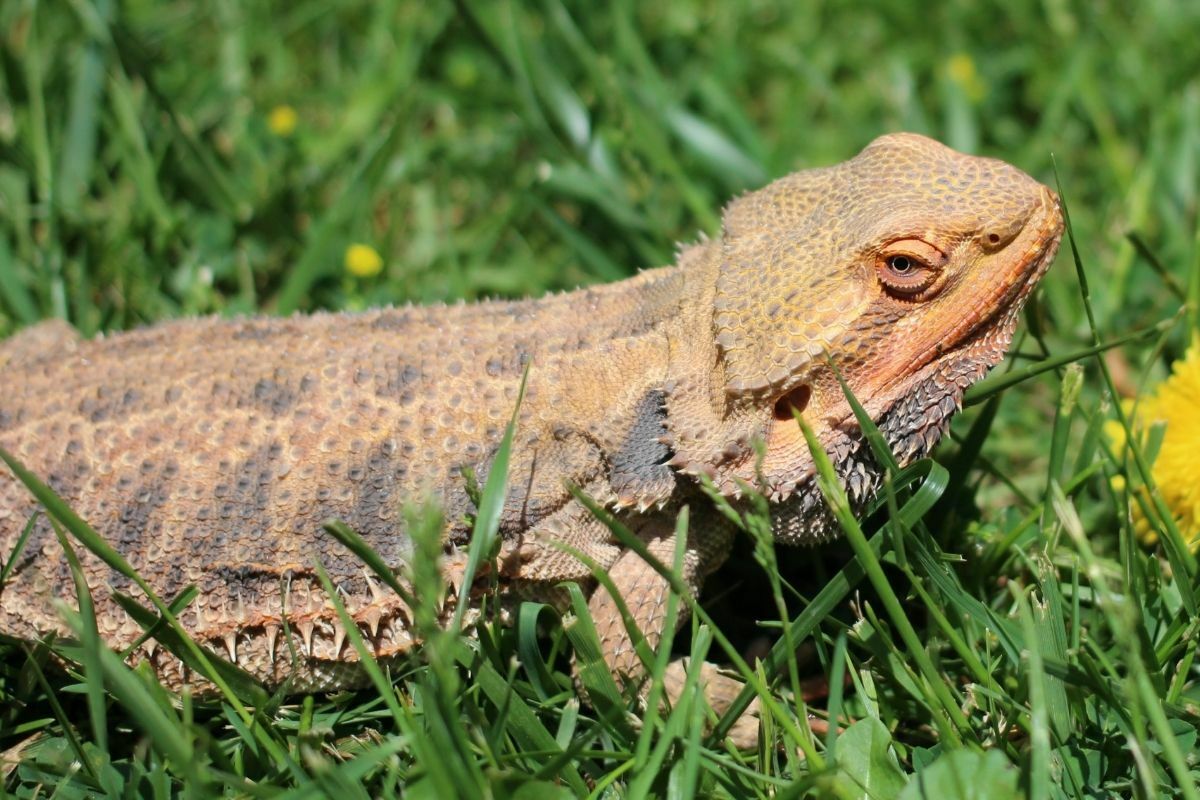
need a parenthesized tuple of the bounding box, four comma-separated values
(772, 384, 811, 421)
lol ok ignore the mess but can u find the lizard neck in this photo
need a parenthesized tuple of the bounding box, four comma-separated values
(661, 240, 770, 491)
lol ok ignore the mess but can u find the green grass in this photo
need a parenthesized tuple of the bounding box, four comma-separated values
(2, 0, 1200, 796)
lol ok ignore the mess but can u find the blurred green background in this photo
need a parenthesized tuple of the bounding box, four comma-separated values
(1, 0, 1196, 347)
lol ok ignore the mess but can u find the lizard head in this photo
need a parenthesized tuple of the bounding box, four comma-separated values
(682, 133, 1062, 538)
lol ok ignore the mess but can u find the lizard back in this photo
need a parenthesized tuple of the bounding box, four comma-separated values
(0, 266, 686, 687)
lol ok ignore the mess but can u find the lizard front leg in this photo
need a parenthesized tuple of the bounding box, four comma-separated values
(586, 516, 762, 747)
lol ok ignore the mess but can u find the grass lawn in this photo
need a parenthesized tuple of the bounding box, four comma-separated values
(2, 1, 1200, 797)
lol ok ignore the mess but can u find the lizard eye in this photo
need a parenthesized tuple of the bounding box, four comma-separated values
(876, 239, 945, 297)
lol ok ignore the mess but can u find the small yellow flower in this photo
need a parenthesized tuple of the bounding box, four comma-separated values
(946, 54, 986, 103)
(268, 105, 298, 137)
(344, 243, 384, 279)
(1112, 340, 1200, 548)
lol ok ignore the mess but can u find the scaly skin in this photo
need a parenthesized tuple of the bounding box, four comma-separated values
(0, 133, 1062, 742)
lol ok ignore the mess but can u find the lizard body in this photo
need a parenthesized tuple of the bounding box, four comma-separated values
(0, 134, 1062, 734)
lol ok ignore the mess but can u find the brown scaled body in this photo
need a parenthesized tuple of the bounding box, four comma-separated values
(0, 133, 1062, 744)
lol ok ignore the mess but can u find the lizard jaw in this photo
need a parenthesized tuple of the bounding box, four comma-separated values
(765, 332, 1014, 545)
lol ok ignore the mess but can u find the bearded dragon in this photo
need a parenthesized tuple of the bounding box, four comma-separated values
(0, 133, 1062, 742)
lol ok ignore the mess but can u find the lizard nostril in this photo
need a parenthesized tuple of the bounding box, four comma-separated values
(773, 385, 811, 421)
(981, 225, 1021, 251)
(982, 204, 1036, 251)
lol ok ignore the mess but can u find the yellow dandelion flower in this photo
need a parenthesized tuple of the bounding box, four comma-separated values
(268, 105, 298, 137)
(1112, 341, 1200, 548)
(945, 54, 987, 103)
(344, 243, 384, 279)
(1136, 343, 1200, 546)
(1102, 418, 1127, 453)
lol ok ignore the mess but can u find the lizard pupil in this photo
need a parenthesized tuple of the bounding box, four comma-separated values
(889, 255, 912, 272)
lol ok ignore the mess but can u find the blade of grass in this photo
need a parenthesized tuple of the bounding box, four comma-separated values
(1127, 232, 1186, 302)
(273, 737, 413, 800)
(0, 237, 40, 325)
(113, 585, 199, 659)
(1013, 586, 1051, 800)
(632, 509, 691, 771)
(515, 601, 562, 701)
(0, 511, 38, 587)
(57, 0, 112, 217)
(322, 521, 416, 609)
(50, 519, 129, 796)
(22, 5, 67, 321)
(1026, 555, 1073, 743)
(963, 319, 1173, 407)
(824, 630, 848, 759)
(49, 520, 108, 758)
(457, 650, 591, 794)
(559, 577, 637, 733)
(451, 364, 528, 631)
(110, 23, 251, 221)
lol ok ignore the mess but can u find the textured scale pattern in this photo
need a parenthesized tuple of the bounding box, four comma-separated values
(0, 134, 1061, 742)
